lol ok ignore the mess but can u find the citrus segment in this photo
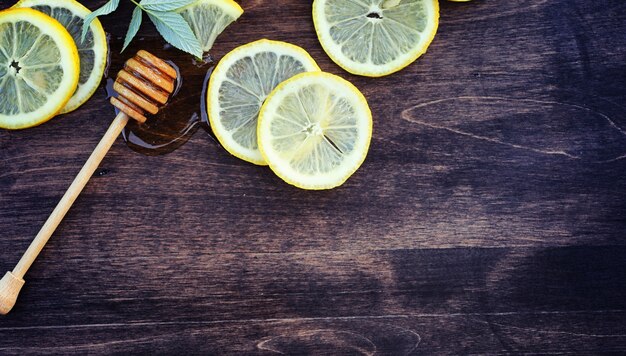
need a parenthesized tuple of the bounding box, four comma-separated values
(258, 72, 372, 190)
(15, 0, 109, 114)
(207, 39, 320, 165)
(313, 0, 439, 77)
(178, 0, 243, 53)
(0, 8, 79, 129)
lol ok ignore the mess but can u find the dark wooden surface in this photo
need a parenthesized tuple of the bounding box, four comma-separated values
(2, 0, 626, 354)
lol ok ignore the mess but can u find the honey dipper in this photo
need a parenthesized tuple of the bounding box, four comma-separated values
(0, 50, 177, 315)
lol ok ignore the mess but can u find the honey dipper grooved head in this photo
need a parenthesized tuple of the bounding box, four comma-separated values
(111, 50, 178, 123)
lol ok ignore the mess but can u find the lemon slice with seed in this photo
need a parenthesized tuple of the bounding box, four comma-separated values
(207, 39, 320, 165)
(258, 72, 372, 190)
(178, 0, 243, 53)
(15, 0, 108, 114)
(313, 0, 439, 77)
(0, 8, 79, 130)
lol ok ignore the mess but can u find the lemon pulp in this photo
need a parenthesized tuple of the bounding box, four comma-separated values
(258, 72, 372, 190)
(313, 0, 439, 77)
(207, 39, 320, 165)
(15, 0, 109, 114)
(178, 0, 243, 53)
(0, 8, 79, 129)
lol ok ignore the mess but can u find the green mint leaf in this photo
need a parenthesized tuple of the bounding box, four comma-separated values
(139, 0, 197, 12)
(146, 10, 202, 58)
(122, 6, 143, 53)
(81, 0, 120, 43)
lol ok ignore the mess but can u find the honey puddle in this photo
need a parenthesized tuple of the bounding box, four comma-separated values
(106, 53, 219, 156)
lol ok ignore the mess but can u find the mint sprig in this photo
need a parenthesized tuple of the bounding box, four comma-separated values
(122, 6, 143, 52)
(139, 0, 196, 12)
(81, 0, 120, 42)
(82, 0, 202, 58)
(145, 10, 202, 58)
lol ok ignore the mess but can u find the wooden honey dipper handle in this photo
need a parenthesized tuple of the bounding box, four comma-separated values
(0, 113, 129, 315)
(1, 51, 176, 315)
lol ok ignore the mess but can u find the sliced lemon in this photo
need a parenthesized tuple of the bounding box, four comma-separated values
(14, 0, 108, 114)
(207, 39, 320, 165)
(178, 0, 243, 53)
(258, 72, 372, 190)
(0, 8, 79, 130)
(313, 0, 439, 77)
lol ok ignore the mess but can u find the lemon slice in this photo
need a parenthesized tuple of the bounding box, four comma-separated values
(258, 72, 372, 190)
(207, 39, 320, 165)
(313, 0, 439, 77)
(178, 0, 243, 53)
(15, 0, 108, 114)
(0, 8, 79, 130)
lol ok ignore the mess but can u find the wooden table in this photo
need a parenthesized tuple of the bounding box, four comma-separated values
(1, 0, 625, 354)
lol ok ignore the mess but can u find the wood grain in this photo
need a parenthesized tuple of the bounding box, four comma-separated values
(1, 0, 626, 354)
